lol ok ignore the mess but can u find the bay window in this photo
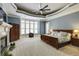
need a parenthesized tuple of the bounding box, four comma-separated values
(20, 19, 38, 35)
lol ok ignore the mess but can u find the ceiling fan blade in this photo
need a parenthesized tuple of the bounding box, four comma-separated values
(41, 5, 48, 10)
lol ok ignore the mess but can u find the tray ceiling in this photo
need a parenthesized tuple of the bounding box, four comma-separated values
(15, 3, 69, 16)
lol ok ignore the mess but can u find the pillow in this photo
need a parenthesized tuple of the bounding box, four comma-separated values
(59, 31, 67, 35)
(51, 31, 59, 38)
(58, 32, 71, 38)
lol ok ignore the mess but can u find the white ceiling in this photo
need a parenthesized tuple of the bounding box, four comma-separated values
(15, 3, 68, 15)
(1, 3, 79, 21)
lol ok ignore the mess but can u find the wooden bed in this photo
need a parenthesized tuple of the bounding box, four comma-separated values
(41, 30, 73, 49)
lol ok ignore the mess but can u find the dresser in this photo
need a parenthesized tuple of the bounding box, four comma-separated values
(71, 37, 79, 47)
(9, 23, 20, 42)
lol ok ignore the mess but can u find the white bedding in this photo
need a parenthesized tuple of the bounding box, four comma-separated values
(57, 32, 71, 43)
(44, 31, 71, 43)
(58, 34, 71, 43)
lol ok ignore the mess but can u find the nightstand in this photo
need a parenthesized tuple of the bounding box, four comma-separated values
(71, 37, 79, 47)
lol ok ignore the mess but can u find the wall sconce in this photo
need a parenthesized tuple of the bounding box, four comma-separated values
(73, 30, 79, 38)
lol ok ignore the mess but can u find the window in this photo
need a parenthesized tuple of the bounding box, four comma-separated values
(26, 23, 29, 28)
(30, 23, 33, 29)
(34, 21, 38, 33)
(35, 29, 38, 33)
(30, 21, 34, 24)
(20, 20, 38, 35)
(21, 23, 25, 28)
(46, 22, 49, 34)
(21, 29, 25, 34)
(20, 20, 25, 34)
(26, 29, 29, 33)
(26, 21, 29, 23)
(34, 22, 37, 28)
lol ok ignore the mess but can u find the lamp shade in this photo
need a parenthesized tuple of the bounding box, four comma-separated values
(49, 29, 52, 32)
(73, 30, 79, 33)
(73, 30, 79, 38)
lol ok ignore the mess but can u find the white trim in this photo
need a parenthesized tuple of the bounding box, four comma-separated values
(46, 4, 79, 21)
(46, 3, 76, 17)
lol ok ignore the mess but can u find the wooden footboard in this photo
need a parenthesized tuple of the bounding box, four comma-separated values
(41, 30, 73, 49)
(41, 35, 71, 49)
(41, 35, 59, 49)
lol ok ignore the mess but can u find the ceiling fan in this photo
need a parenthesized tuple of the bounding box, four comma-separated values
(39, 4, 50, 14)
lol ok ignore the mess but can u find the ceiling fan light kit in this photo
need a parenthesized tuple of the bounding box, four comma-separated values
(39, 4, 51, 15)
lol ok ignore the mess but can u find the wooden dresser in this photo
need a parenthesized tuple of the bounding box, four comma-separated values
(41, 35, 59, 49)
(9, 23, 20, 42)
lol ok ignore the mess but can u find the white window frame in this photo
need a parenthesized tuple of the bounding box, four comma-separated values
(20, 19, 38, 35)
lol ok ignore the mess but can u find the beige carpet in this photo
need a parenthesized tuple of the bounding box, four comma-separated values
(11, 37, 79, 56)
(59, 45, 79, 56)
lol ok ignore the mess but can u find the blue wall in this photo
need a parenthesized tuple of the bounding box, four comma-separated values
(49, 12, 79, 29)
(38, 21, 46, 34)
(8, 16, 20, 24)
(39, 21, 46, 34)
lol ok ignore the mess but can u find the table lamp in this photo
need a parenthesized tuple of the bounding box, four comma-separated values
(73, 30, 79, 38)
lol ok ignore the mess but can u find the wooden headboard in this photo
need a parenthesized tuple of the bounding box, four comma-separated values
(53, 29, 73, 34)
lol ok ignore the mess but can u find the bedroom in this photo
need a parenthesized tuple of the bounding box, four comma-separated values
(0, 3, 79, 56)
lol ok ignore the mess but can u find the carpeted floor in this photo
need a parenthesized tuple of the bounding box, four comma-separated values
(11, 37, 79, 56)
(59, 44, 79, 56)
